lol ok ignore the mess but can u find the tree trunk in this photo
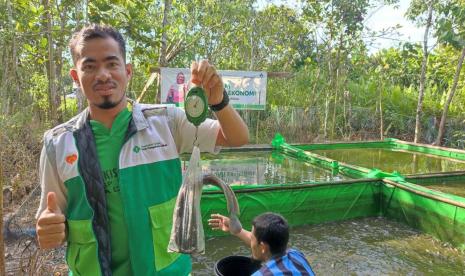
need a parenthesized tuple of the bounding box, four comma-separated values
(56, 1, 66, 122)
(435, 47, 465, 145)
(331, 33, 344, 139)
(11, 24, 19, 114)
(345, 89, 353, 138)
(323, 87, 330, 139)
(323, 53, 332, 139)
(0, 146, 5, 276)
(43, 0, 59, 123)
(310, 68, 320, 110)
(74, 0, 87, 112)
(76, 87, 86, 111)
(330, 67, 339, 139)
(0, 47, 7, 112)
(1, 1, 12, 113)
(379, 81, 384, 140)
(8, 0, 19, 114)
(156, 0, 172, 103)
(137, 73, 158, 103)
(414, 0, 434, 143)
(255, 111, 260, 144)
(249, 16, 255, 71)
(2, 0, 16, 115)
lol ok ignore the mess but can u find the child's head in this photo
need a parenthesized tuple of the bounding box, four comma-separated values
(250, 212, 289, 261)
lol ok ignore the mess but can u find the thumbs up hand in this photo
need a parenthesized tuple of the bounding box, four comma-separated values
(36, 192, 66, 249)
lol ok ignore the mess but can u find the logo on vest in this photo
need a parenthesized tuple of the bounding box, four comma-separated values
(65, 153, 78, 165)
(133, 142, 167, 153)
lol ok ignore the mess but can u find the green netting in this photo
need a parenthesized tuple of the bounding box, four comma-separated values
(381, 182, 465, 250)
(201, 178, 465, 250)
(273, 133, 465, 178)
(409, 175, 465, 199)
(310, 147, 465, 175)
(277, 134, 465, 162)
(407, 173, 465, 185)
(391, 139, 465, 161)
(201, 181, 382, 237)
(208, 133, 465, 250)
(272, 135, 363, 178)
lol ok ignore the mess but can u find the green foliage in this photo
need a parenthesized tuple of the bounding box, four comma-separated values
(267, 65, 321, 107)
(60, 98, 78, 121)
(3, 0, 465, 147)
(26, 73, 49, 114)
(436, 0, 465, 48)
(0, 109, 46, 203)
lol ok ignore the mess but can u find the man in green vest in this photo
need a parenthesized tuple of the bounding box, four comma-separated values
(35, 24, 249, 276)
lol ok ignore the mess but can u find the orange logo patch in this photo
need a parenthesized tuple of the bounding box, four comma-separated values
(66, 154, 78, 165)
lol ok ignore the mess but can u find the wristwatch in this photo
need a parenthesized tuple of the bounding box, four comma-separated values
(209, 90, 229, 112)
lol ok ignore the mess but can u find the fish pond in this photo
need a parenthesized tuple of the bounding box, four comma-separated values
(408, 176, 465, 198)
(182, 150, 350, 185)
(422, 180, 465, 198)
(311, 148, 465, 175)
(185, 146, 465, 275)
(192, 217, 465, 275)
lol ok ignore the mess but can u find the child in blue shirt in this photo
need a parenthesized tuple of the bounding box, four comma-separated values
(209, 212, 316, 276)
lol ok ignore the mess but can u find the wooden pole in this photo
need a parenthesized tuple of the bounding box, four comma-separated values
(136, 72, 158, 103)
(0, 142, 5, 276)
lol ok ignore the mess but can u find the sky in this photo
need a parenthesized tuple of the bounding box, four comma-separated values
(365, 0, 433, 52)
(256, 0, 432, 53)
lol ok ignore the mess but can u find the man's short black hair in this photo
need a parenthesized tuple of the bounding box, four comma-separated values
(252, 212, 289, 255)
(69, 24, 126, 64)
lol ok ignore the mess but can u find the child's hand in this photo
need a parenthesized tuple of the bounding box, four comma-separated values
(208, 213, 230, 233)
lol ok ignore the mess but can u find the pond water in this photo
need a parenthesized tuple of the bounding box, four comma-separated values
(182, 151, 350, 185)
(311, 148, 465, 175)
(419, 179, 465, 198)
(191, 217, 465, 275)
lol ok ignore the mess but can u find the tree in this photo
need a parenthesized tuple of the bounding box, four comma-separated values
(302, 0, 371, 138)
(435, 0, 465, 145)
(0, 139, 4, 276)
(408, 0, 436, 143)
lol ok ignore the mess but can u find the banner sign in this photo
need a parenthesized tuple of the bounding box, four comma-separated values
(160, 67, 267, 110)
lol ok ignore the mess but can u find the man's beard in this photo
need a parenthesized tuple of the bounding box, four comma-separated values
(96, 93, 125, 109)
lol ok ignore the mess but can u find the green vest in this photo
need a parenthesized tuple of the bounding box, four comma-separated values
(53, 105, 191, 275)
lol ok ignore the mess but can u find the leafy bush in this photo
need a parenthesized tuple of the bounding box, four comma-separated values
(0, 109, 45, 206)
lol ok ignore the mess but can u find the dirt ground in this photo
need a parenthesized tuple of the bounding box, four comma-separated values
(5, 239, 67, 276)
(4, 187, 67, 276)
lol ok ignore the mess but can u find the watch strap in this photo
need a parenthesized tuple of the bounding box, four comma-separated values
(209, 90, 229, 112)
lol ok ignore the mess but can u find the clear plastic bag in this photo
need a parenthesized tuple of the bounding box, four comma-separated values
(168, 146, 205, 254)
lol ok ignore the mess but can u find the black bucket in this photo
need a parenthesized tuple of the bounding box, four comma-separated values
(214, 255, 262, 276)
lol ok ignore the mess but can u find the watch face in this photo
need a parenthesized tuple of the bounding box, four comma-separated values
(185, 94, 206, 118)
